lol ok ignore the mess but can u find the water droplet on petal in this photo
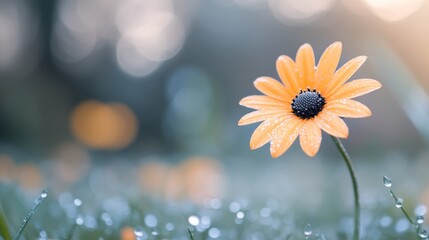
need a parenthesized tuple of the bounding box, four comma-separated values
(416, 215, 425, 224)
(383, 175, 392, 188)
(418, 228, 429, 238)
(395, 198, 404, 208)
(304, 224, 312, 238)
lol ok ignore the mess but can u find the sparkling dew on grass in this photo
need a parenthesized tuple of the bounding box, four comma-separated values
(383, 175, 429, 239)
(14, 189, 48, 240)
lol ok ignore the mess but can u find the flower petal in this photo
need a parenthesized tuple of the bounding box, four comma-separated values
(250, 115, 292, 150)
(323, 56, 367, 97)
(315, 42, 342, 92)
(269, 116, 302, 158)
(238, 109, 287, 126)
(299, 119, 322, 157)
(315, 111, 349, 138)
(329, 79, 382, 101)
(325, 99, 371, 118)
(239, 95, 287, 110)
(276, 55, 300, 96)
(254, 77, 292, 101)
(296, 43, 315, 89)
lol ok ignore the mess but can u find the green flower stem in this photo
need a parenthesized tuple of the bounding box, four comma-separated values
(331, 136, 360, 240)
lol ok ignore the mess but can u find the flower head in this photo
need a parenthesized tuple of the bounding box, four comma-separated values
(238, 42, 381, 157)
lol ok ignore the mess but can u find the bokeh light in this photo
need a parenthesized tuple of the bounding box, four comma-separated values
(138, 157, 224, 204)
(360, 0, 425, 22)
(16, 164, 43, 192)
(115, 0, 185, 77)
(180, 156, 224, 204)
(0, 155, 14, 181)
(163, 67, 216, 149)
(51, 0, 113, 64)
(268, 0, 335, 24)
(0, 0, 38, 70)
(70, 101, 138, 150)
(120, 226, 136, 240)
(138, 161, 170, 197)
(50, 0, 189, 77)
(53, 142, 91, 185)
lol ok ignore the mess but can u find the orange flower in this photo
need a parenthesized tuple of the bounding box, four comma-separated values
(239, 42, 381, 157)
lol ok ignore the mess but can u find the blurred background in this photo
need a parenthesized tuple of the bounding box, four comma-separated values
(1, 0, 429, 157)
(1, 0, 429, 238)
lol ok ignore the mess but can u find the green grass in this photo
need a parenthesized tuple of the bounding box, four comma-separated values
(0, 182, 425, 240)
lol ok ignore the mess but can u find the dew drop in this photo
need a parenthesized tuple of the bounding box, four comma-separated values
(395, 198, 404, 208)
(39, 230, 47, 238)
(383, 175, 392, 188)
(418, 228, 429, 238)
(134, 227, 146, 237)
(416, 215, 425, 224)
(188, 215, 200, 226)
(304, 224, 312, 238)
(73, 198, 82, 207)
(40, 189, 48, 198)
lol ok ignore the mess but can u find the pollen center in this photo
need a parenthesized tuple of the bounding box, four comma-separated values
(291, 88, 325, 119)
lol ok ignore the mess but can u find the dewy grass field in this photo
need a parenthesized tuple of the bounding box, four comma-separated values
(1, 0, 429, 239)
(1, 155, 429, 240)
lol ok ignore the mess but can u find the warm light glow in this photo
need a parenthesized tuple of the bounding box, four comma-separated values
(0, 155, 15, 181)
(138, 157, 224, 203)
(138, 161, 170, 197)
(53, 142, 91, 184)
(269, 0, 334, 24)
(120, 226, 136, 240)
(16, 164, 43, 191)
(361, 0, 425, 22)
(70, 100, 138, 150)
(180, 157, 224, 204)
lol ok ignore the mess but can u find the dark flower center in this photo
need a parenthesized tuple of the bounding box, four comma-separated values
(291, 88, 325, 119)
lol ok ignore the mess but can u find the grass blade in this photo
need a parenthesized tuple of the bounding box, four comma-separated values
(13, 189, 48, 240)
(188, 228, 195, 240)
(0, 203, 11, 240)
